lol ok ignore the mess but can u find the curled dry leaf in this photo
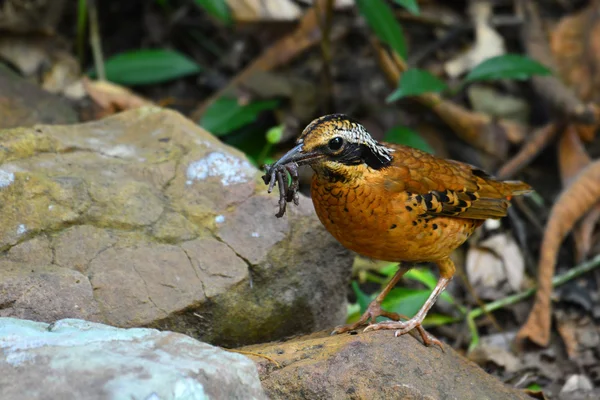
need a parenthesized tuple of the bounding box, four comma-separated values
(83, 78, 154, 119)
(517, 160, 600, 347)
(558, 126, 600, 263)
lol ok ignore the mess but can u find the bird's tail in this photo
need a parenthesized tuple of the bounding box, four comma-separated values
(502, 180, 533, 198)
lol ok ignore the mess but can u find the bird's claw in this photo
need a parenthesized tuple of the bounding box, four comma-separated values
(364, 319, 444, 350)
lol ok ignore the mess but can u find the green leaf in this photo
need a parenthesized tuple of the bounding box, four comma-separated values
(382, 287, 431, 318)
(393, 0, 419, 15)
(351, 281, 374, 314)
(355, 0, 407, 59)
(266, 125, 283, 144)
(199, 97, 279, 136)
(194, 0, 232, 25)
(384, 126, 434, 154)
(465, 54, 551, 82)
(404, 268, 438, 289)
(100, 49, 201, 85)
(526, 383, 542, 392)
(387, 68, 447, 102)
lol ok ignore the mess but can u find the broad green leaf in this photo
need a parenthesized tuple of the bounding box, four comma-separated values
(101, 49, 201, 85)
(387, 68, 447, 102)
(194, 0, 231, 25)
(393, 0, 419, 15)
(355, 0, 407, 59)
(465, 54, 551, 82)
(200, 97, 279, 136)
(382, 287, 431, 318)
(379, 262, 400, 277)
(351, 281, 374, 314)
(404, 268, 438, 289)
(384, 126, 434, 154)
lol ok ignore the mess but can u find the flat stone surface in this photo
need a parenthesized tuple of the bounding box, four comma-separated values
(242, 330, 533, 400)
(0, 107, 353, 346)
(0, 317, 266, 400)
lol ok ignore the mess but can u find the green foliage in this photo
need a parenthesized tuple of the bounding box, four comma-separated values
(351, 281, 373, 313)
(355, 0, 407, 59)
(393, 0, 419, 15)
(381, 287, 432, 318)
(384, 126, 434, 154)
(199, 97, 279, 136)
(387, 68, 447, 102)
(265, 125, 283, 144)
(465, 54, 551, 82)
(98, 49, 202, 85)
(194, 0, 232, 25)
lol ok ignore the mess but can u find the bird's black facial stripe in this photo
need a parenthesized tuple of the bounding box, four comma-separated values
(326, 142, 392, 169)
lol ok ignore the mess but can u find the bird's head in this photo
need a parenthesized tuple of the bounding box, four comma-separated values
(270, 114, 394, 180)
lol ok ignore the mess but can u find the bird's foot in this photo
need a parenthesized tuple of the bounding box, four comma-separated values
(331, 300, 406, 335)
(364, 318, 444, 350)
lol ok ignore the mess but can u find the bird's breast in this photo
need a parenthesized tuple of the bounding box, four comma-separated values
(310, 176, 479, 262)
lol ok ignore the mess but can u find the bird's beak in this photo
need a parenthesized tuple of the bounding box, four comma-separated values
(271, 142, 323, 168)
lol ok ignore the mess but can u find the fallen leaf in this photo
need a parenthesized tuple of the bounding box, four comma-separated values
(445, 0, 505, 78)
(558, 126, 600, 263)
(226, 0, 302, 22)
(560, 375, 593, 394)
(555, 314, 580, 359)
(468, 344, 521, 373)
(466, 233, 525, 299)
(83, 78, 154, 119)
(517, 160, 600, 347)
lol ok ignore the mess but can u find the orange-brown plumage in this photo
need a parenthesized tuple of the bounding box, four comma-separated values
(264, 114, 532, 347)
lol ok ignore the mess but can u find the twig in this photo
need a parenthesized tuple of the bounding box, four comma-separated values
(87, 0, 105, 81)
(496, 122, 559, 179)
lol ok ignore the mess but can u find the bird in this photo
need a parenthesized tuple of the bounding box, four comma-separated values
(263, 114, 532, 347)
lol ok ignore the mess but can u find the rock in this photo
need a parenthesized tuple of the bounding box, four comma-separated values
(242, 330, 532, 400)
(0, 317, 266, 399)
(0, 107, 353, 347)
(0, 64, 77, 129)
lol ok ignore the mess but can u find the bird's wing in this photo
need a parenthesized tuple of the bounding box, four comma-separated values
(381, 145, 531, 220)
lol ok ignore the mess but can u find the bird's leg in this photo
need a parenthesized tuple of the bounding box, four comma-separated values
(332, 264, 411, 334)
(364, 257, 456, 349)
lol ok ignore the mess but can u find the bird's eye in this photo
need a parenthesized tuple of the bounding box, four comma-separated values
(327, 137, 344, 151)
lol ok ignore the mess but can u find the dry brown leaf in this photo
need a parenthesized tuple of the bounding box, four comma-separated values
(468, 344, 521, 373)
(83, 78, 154, 119)
(517, 160, 600, 347)
(226, 0, 302, 22)
(558, 126, 600, 263)
(550, 0, 600, 104)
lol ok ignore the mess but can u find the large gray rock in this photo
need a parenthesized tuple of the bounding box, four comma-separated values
(0, 107, 353, 347)
(0, 317, 266, 399)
